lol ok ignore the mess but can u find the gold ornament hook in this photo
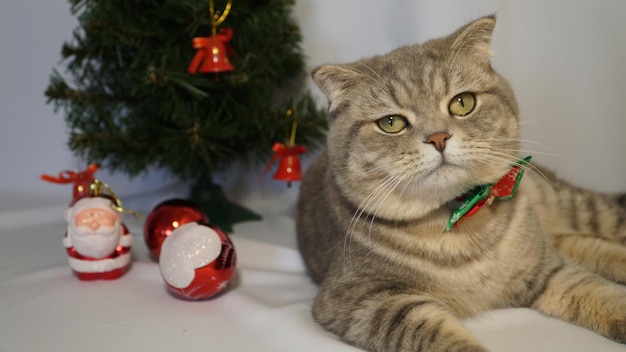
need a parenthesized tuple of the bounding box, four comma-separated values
(284, 109, 299, 147)
(209, 0, 233, 35)
(289, 117, 298, 147)
(89, 178, 141, 220)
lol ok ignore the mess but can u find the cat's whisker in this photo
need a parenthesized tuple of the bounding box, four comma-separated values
(324, 173, 381, 257)
(360, 177, 403, 258)
(474, 150, 528, 166)
(471, 153, 523, 173)
(518, 119, 545, 125)
(472, 152, 557, 190)
(521, 150, 562, 158)
(484, 148, 563, 159)
(465, 163, 487, 188)
(344, 174, 398, 263)
(479, 137, 564, 158)
(368, 174, 407, 239)
(469, 151, 519, 165)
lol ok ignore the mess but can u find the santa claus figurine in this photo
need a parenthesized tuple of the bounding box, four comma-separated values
(63, 196, 132, 280)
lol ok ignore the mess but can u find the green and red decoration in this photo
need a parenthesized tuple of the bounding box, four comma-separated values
(445, 156, 532, 232)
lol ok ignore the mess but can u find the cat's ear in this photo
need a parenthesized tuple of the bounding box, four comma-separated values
(312, 64, 361, 105)
(450, 15, 496, 63)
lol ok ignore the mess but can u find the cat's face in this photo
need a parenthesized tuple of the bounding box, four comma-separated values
(313, 16, 521, 221)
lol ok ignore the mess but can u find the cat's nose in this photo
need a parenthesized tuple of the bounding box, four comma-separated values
(425, 132, 451, 152)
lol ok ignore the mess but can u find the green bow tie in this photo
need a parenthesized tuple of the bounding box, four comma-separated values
(445, 156, 532, 232)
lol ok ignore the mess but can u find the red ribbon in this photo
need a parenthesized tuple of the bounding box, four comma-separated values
(41, 164, 100, 202)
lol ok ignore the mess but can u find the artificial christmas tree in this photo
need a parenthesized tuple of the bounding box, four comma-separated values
(45, 0, 327, 231)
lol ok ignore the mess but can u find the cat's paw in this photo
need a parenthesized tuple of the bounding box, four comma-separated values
(606, 318, 626, 344)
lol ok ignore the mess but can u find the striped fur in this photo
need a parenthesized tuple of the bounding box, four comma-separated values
(296, 15, 626, 351)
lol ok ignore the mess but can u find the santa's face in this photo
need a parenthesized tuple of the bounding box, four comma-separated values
(69, 208, 121, 258)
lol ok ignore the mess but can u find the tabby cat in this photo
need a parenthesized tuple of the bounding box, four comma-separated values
(296, 15, 626, 352)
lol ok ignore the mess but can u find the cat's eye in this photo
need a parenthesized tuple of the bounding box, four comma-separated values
(376, 115, 407, 134)
(448, 92, 476, 117)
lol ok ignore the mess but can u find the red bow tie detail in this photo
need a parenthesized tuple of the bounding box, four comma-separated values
(445, 156, 532, 232)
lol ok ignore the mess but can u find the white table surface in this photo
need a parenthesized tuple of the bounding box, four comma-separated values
(1, 191, 624, 352)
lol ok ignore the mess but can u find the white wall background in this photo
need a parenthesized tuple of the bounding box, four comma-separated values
(1, 0, 624, 212)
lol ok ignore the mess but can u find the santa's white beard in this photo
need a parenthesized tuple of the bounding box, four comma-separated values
(68, 222, 122, 259)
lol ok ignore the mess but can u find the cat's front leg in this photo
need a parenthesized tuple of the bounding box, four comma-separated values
(531, 263, 626, 343)
(312, 279, 489, 352)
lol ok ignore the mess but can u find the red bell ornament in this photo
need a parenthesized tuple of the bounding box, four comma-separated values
(188, 28, 234, 74)
(261, 142, 306, 186)
(274, 150, 303, 181)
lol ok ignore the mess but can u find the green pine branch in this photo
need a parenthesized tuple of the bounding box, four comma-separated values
(46, 0, 327, 183)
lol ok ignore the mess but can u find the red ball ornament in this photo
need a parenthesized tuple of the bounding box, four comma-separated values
(159, 222, 236, 300)
(143, 199, 209, 260)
